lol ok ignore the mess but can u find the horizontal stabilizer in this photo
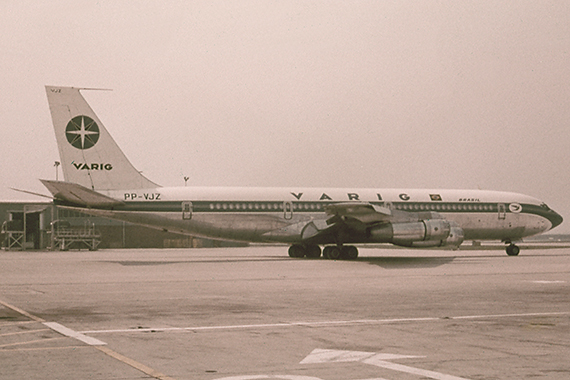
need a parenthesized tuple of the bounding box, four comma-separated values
(10, 187, 54, 199)
(40, 180, 123, 208)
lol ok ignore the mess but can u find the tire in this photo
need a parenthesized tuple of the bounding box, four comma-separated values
(327, 246, 341, 260)
(341, 246, 358, 260)
(506, 244, 520, 256)
(288, 244, 306, 258)
(305, 245, 322, 258)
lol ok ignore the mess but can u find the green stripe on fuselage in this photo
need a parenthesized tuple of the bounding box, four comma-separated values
(112, 201, 547, 219)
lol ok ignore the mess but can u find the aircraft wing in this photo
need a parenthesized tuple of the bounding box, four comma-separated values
(270, 202, 395, 244)
(40, 179, 123, 208)
(324, 201, 392, 224)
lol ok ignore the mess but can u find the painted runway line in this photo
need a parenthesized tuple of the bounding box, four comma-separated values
(0, 328, 50, 338)
(1, 345, 90, 352)
(0, 298, 177, 380)
(80, 311, 570, 335)
(95, 346, 177, 380)
(0, 299, 45, 322)
(213, 376, 325, 380)
(43, 322, 107, 346)
(303, 349, 470, 380)
(364, 357, 469, 380)
(0, 337, 66, 348)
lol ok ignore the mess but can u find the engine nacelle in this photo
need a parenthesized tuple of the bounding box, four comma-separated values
(392, 221, 465, 249)
(446, 221, 465, 248)
(368, 219, 464, 249)
(369, 219, 451, 244)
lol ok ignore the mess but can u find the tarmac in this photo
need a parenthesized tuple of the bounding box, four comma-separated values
(1, 244, 569, 380)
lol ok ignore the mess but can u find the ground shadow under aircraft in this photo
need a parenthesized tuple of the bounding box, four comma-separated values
(358, 256, 456, 269)
(357, 243, 570, 268)
(99, 242, 570, 268)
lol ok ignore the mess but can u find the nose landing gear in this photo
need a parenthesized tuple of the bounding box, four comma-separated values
(505, 243, 520, 256)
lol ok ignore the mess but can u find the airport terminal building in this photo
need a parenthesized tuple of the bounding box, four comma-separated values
(0, 201, 243, 250)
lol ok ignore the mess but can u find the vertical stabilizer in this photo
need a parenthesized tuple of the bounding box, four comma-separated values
(45, 86, 159, 190)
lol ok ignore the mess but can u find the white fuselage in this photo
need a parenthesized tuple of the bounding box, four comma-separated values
(71, 186, 560, 245)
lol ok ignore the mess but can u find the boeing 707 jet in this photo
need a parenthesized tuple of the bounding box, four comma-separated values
(41, 86, 563, 258)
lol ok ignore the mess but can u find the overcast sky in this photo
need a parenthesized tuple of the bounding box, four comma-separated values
(1, 1, 569, 232)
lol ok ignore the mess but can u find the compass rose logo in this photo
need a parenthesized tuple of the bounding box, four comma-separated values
(65, 116, 100, 150)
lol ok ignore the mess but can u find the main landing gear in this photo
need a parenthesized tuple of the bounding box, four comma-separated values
(288, 244, 359, 260)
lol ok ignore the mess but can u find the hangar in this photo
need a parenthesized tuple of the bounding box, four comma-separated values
(0, 201, 244, 250)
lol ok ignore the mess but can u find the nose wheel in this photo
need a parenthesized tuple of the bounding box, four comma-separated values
(506, 243, 520, 256)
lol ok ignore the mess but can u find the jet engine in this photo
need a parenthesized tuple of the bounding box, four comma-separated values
(368, 219, 464, 249)
(394, 221, 465, 249)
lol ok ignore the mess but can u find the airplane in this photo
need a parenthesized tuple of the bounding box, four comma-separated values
(40, 85, 563, 258)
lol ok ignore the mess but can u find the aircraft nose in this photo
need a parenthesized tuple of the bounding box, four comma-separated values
(548, 210, 563, 230)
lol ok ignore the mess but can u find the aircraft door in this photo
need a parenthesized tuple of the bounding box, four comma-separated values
(182, 201, 193, 220)
(498, 203, 506, 220)
(283, 201, 293, 220)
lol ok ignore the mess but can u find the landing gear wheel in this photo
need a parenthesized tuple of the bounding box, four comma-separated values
(323, 246, 341, 260)
(288, 244, 306, 258)
(506, 244, 520, 256)
(340, 246, 359, 260)
(305, 245, 322, 258)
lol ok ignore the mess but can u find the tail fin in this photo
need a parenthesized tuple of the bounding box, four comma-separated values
(45, 86, 159, 190)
